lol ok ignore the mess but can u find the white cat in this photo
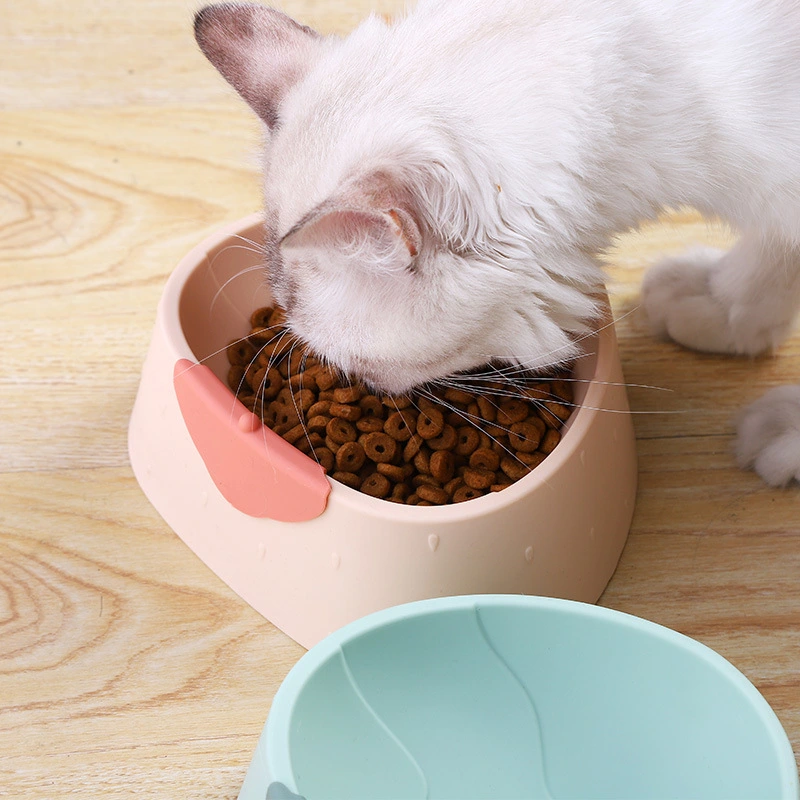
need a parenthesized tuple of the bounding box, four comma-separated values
(195, 0, 800, 486)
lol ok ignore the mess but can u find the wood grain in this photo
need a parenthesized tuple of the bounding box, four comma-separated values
(2, 1, 798, 797)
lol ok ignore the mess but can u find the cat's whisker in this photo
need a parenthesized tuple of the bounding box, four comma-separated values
(209, 264, 266, 316)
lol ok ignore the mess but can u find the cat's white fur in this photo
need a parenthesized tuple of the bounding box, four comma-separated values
(195, 0, 800, 486)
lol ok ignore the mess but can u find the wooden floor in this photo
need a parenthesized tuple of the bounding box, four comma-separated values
(2, 1, 798, 796)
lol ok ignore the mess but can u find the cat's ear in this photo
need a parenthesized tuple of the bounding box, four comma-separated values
(194, 3, 321, 127)
(282, 204, 421, 273)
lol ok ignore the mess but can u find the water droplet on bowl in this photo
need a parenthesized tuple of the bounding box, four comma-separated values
(257, 542, 266, 560)
(428, 534, 439, 553)
(525, 546, 534, 563)
(331, 552, 341, 570)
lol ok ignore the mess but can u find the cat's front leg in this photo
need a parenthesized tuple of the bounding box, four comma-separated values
(736, 385, 800, 486)
(641, 231, 800, 356)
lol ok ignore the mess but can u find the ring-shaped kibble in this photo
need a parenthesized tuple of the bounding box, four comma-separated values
(329, 402, 362, 421)
(413, 448, 430, 474)
(452, 485, 485, 503)
(454, 426, 480, 456)
(333, 386, 364, 404)
(250, 307, 274, 329)
(377, 462, 411, 482)
(444, 476, 464, 496)
(227, 365, 246, 391)
(463, 467, 496, 490)
(476, 396, 497, 423)
(384, 410, 416, 442)
(539, 428, 561, 454)
(361, 431, 397, 463)
(403, 434, 423, 461)
(307, 399, 332, 418)
(335, 441, 366, 473)
(508, 419, 544, 452)
(417, 484, 450, 505)
(294, 388, 316, 412)
(497, 399, 530, 426)
(416, 407, 444, 439)
(443, 387, 476, 406)
(500, 456, 532, 480)
(429, 450, 455, 483)
(361, 472, 391, 498)
(288, 371, 316, 392)
(428, 424, 457, 451)
(246, 366, 266, 393)
(307, 414, 331, 434)
(359, 395, 385, 418)
(356, 416, 384, 433)
(315, 369, 339, 391)
(282, 424, 307, 445)
(332, 470, 361, 489)
(326, 417, 357, 445)
(517, 451, 546, 468)
(382, 394, 412, 410)
(226, 340, 256, 366)
(274, 405, 300, 429)
(469, 447, 501, 472)
(543, 399, 572, 423)
(315, 447, 335, 472)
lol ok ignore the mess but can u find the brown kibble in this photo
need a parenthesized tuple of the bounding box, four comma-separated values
(497, 399, 529, 426)
(361, 431, 397, 463)
(356, 416, 385, 433)
(361, 472, 391, 498)
(469, 447, 501, 472)
(454, 426, 481, 457)
(429, 450, 455, 483)
(413, 447, 430, 474)
(416, 407, 444, 439)
(315, 447, 335, 472)
(444, 476, 465, 496)
(335, 441, 367, 473)
(417, 484, 450, 505)
(382, 394, 412, 410)
(329, 402, 362, 421)
(333, 385, 364, 404)
(227, 339, 256, 366)
(307, 399, 332, 418)
(332, 470, 361, 489)
(539, 428, 561, 454)
(463, 467, 496, 490)
(403, 433, 424, 461)
(384, 409, 418, 442)
(508, 419, 545, 452)
(315, 368, 339, 391)
(307, 414, 331, 434)
(326, 417, 357, 444)
(229, 304, 574, 506)
(500, 456, 532, 480)
(428, 424, 457, 451)
(294, 388, 316, 412)
(228, 365, 246, 392)
(377, 462, 413, 482)
(359, 395, 385, 418)
(443, 387, 476, 405)
(282, 424, 307, 445)
(476, 396, 497, 422)
(453, 485, 485, 503)
(250, 307, 274, 329)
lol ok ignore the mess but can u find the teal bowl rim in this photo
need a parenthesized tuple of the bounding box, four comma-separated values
(265, 594, 799, 797)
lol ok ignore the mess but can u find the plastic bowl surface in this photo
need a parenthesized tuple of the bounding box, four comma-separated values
(240, 595, 799, 800)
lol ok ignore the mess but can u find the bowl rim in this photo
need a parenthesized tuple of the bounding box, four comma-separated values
(163, 215, 627, 522)
(263, 594, 799, 796)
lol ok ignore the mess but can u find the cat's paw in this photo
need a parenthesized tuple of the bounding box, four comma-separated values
(641, 247, 786, 355)
(736, 385, 800, 487)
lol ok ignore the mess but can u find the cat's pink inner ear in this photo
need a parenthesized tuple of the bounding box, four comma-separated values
(194, 3, 320, 127)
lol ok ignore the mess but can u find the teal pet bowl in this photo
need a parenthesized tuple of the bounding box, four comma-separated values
(240, 596, 798, 800)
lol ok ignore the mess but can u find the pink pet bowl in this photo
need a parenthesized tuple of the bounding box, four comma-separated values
(129, 214, 638, 648)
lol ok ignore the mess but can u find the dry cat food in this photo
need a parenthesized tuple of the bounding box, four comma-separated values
(226, 306, 575, 505)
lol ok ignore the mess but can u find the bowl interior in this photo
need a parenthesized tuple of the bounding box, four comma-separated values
(176, 217, 598, 412)
(270, 597, 794, 800)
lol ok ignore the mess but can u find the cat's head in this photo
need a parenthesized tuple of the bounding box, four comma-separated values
(195, 3, 601, 394)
